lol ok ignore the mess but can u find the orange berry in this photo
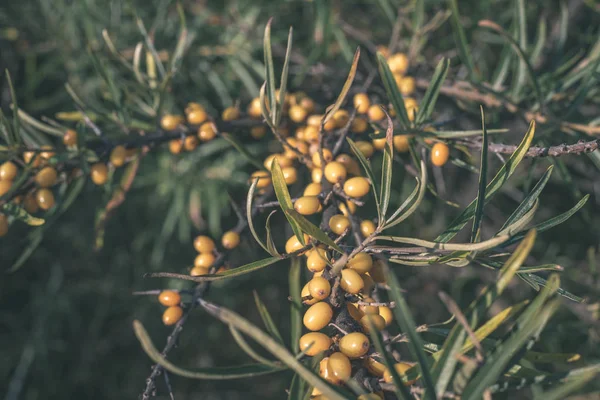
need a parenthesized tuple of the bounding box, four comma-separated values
(339, 332, 370, 358)
(0, 214, 8, 237)
(187, 109, 208, 125)
(190, 266, 210, 276)
(35, 167, 58, 188)
(40, 145, 55, 160)
(184, 135, 199, 151)
(376, 45, 390, 59)
(327, 352, 352, 383)
(323, 118, 337, 132)
(364, 357, 387, 377)
(340, 269, 364, 294)
(398, 76, 416, 96)
(360, 313, 386, 333)
(329, 214, 350, 235)
(285, 234, 310, 254)
(289, 105, 308, 123)
(393, 135, 410, 152)
(0, 161, 18, 181)
(251, 170, 272, 188)
(161, 114, 182, 131)
(311, 149, 333, 168)
(343, 177, 370, 198)
(247, 97, 262, 118)
(354, 141, 374, 158)
(360, 220, 376, 237)
(294, 196, 321, 216)
(299, 332, 332, 356)
(303, 301, 333, 331)
(311, 168, 323, 183)
(383, 362, 415, 384)
(301, 282, 319, 305)
(370, 260, 387, 283)
(110, 145, 127, 167)
(353, 93, 371, 114)
(431, 142, 450, 167)
(347, 252, 373, 274)
(194, 252, 216, 268)
(169, 139, 184, 154)
(35, 188, 55, 210)
(367, 105, 385, 122)
(300, 97, 315, 113)
(372, 138, 387, 150)
(63, 129, 78, 146)
(250, 125, 267, 139)
(282, 166, 298, 185)
(23, 151, 41, 168)
(379, 306, 394, 326)
(221, 230, 240, 250)
(333, 109, 350, 128)
(347, 303, 364, 321)
(324, 161, 347, 184)
(198, 122, 217, 142)
(23, 193, 38, 213)
(162, 306, 183, 325)
(308, 276, 331, 300)
(90, 163, 108, 185)
(0, 180, 12, 197)
(303, 125, 319, 143)
(303, 182, 322, 197)
(222, 106, 240, 121)
(193, 235, 215, 253)
(358, 297, 379, 315)
(388, 53, 409, 75)
(362, 273, 375, 294)
(351, 117, 368, 133)
(338, 200, 357, 217)
(335, 154, 360, 176)
(306, 248, 329, 273)
(158, 290, 181, 306)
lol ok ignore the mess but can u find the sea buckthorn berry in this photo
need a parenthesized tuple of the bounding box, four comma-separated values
(343, 177, 370, 198)
(378, 306, 394, 326)
(323, 118, 337, 132)
(295, 126, 306, 140)
(169, 139, 184, 154)
(306, 248, 328, 272)
(23, 193, 39, 213)
(372, 138, 387, 150)
(367, 104, 385, 122)
(431, 142, 450, 167)
(306, 114, 323, 127)
(308, 276, 331, 300)
(360, 314, 387, 333)
(90, 163, 108, 185)
(393, 72, 404, 88)
(299, 332, 332, 356)
(338, 200, 357, 217)
(358, 394, 383, 400)
(358, 297, 379, 315)
(0, 161, 18, 181)
(289, 105, 308, 123)
(0, 180, 12, 197)
(198, 122, 217, 142)
(264, 154, 292, 170)
(300, 97, 315, 113)
(250, 126, 267, 139)
(23, 151, 41, 168)
(360, 220, 376, 237)
(285, 234, 310, 254)
(251, 170, 272, 188)
(247, 97, 262, 118)
(194, 252, 216, 268)
(158, 290, 181, 307)
(347, 252, 373, 274)
(40, 145, 55, 160)
(362, 273, 375, 294)
(311, 149, 333, 168)
(388, 53, 409, 75)
(399, 76, 416, 96)
(303, 125, 319, 143)
(303, 182, 322, 196)
(63, 129, 78, 146)
(284, 138, 308, 159)
(351, 117, 368, 133)
(404, 97, 418, 110)
(340, 269, 364, 294)
(184, 135, 199, 151)
(327, 352, 352, 383)
(324, 161, 347, 184)
(185, 102, 204, 115)
(0, 214, 8, 236)
(319, 357, 332, 380)
(193, 235, 215, 253)
(294, 196, 321, 216)
(162, 306, 183, 326)
(336, 154, 360, 176)
(347, 302, 364, 321)
(190, 266, 210, 276)
(339, 332, 370, 358)
(407, 106, 418, 122)
(353, 93, 371, 114)
(221, 230, 240, 250)
(355, 141, 374, 158)
(35, 167, 58, 188)
(282, 166, 298, 185)
(333, 109, 350, 128)
(393, 135, 410, 152)
(303, 301, 333, 331)
(222, 106, 240, 121)
(301, 282, 319, 305)
(370, 260, 387, 283)
(35, 188, 55, 210)
(109, 145, 127, 167)
(364, 357, 386, 377)
(329, 214, 350, 235)
(161, 114, 182, 131)
(187, 108, 208, 125)
(311, 168, 323, 183)
(383, 362, 415, 384)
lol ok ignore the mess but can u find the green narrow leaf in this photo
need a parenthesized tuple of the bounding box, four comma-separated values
(470, 107, 489, 243)
(254, 291, 285, 345)
(265, 210, 280, 256)
(322, 48, 360, 126)
(285, 209, 343, 253)
(533, 370, 599, 400)
(347, 138, 379, 210)
(377, 53, 411, 128)
(385, 160, 427, 229)
(436, 120, 535, 243)
(263, 18, 277, 125)
(246, 178, 271, 254)
(379, 112, 394, 224)
(5, 70, 22, 145)
(511, 0, 528, 100)
(222, 133, 265, 170)
(1, 202, 45, 226)
(448, 0, 477, 81)
(229, 326, 279, 367)
(416, 58, 450, 125)
(289, 257, 302, 354)
(374, 233, 509, 252)
(368, 325, 412, 399)
(497, 198, 538, 237)
(276, 27, 293, 127)
(386, 270, 437, 397)
(271, 159, 305, 246)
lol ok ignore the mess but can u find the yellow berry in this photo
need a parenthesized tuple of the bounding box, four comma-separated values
(307, 114, 323, 127)
(364, 357, 387, 377)
(303, 301, 333, 331)
(301, 282, 319, 305)
(285, 234, 310, 254)
(347, 252, 373, 274)
(431, 142, 450, 167)
(40, 145, 55, 160)
(351, 117, 368, 133)
(251, 170, 272, 188)
(362, 273, 375, 294)
(250, 125, 267, 139)
(194, 252, 216, 268)
(388, 53, 409, 75)
(289, 105, 308, 123)
(367, 105, 385, 122)
(158, 290, 181, 306)
(264, 154, 292, 170)
(284, 138, 308, 159)
(360, 314, 387, 333)
(306, 248, 329, 272)
(339, 332, 370, 358)
(162, 306, 183, 326)
(0, 161, 18, 181)
(23, 151, 41, 168)
(0, 214, 8, 236)
(399, 76, 416, 96)
(185, 102, 204, 115)
(376, 45, 390, 59)
(338, 200, 357, 217)
(299, 332, 332, 356)
(324, 161, 347, 184)
(221, 230, 240, 250)
(353, 93, 371, 114)
(308, 276, 331, 300)
(303, 182, 322, 196)
(23, 193, 38, 213)
(407, 106, 418, 122)
(35, 166, 57, 188)
(247, 97, 262, 118)
(190, 266, 210, 276)
(161, 114, 182, 131)
(294, 196, 321, 216)
(358, 297, 379, 315)
(222, 106, 240, 121)
(183, 135, 199, 151)
(333, 109, 350, 128)
(323, 118, 337, 132)
(198, 122, 217, 142)
(303, 125, 319, 143)
(393, 135, 410, 153)
(90, 163, 108, 186)
(327, 352, 352, 383)
(169, 139, 184, 154)
(282, 166, 298, 185)
(340, 269, 364, 294)
(35, 188, 55, 210)
(311, 168, 323, 183)
(193, 235, 215, 253)
(63, 129, 78, 146)
(187, 109, 208, 125)
(335, 154, 360, 176)
(370, 260, 387, 283)
(360, 220, 376, 237)
(311, 149, 333, 168)
(329, 214, 350, 235)
(300, 97, 315, 113)
(357, 394, 382, 400)
(375, 138, 390, 151)
(110, 145, 127, 167)
(343, 177, 370, 198)
(383, 362, 415, 384)
(379, 306, 394, 326)
(355, 141, 374, 158)
(0, 180, 11, 197)
(347, 303, 364, 321)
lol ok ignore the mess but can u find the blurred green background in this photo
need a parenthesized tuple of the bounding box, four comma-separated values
(1, 0, 599, 399)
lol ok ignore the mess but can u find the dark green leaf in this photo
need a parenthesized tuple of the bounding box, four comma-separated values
(285, 209, 343, 253)
(247, 178, 271, 254)
(271, 159, 305, 246)
(471, 107, 489, 243)
(347, 138, 379, 210)
(377, 52, 411, 128)
(323, 48, 360, 126)
(263, 19, 277, 125)
(448, 0, 477, 81)
(1, 202, 45, 226)
(254, 291, 285, 345)
(289, 257, 302, 354)
(416, 58, 450, 125)
(276, 27, 293, 126)
(379, 111, 394, 223)
(368, 324, 412, 399)
(222, 133, 265, 170)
